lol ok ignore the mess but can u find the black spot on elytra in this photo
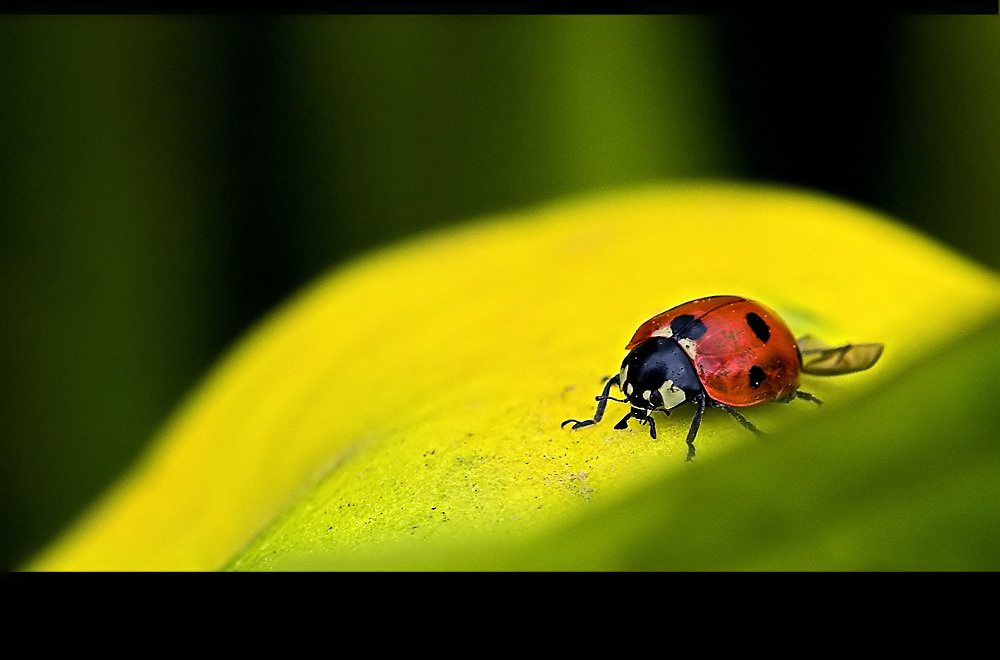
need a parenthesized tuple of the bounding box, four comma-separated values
(748, 365, 766, 389)
(746, 312, 771, 343)
(670, 314, 707, 341)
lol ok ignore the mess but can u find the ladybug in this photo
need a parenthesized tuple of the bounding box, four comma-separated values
(562, 295, 884, 460)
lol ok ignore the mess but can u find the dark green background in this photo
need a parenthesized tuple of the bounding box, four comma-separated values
(1, 15, 997, 570)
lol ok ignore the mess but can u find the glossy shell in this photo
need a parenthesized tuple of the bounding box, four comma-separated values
(626, 295, 802, 407)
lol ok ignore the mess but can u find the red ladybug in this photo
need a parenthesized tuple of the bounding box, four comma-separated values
(562, 295, 883, 460)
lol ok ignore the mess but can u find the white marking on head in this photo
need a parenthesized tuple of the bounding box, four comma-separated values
(658, 326, 674, 339)
(658, 378, 687, 410)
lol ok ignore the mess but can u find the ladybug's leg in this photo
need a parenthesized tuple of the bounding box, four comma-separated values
(684, 393, 708, 461)
(791, 390, 823, 406)
(713, 401, 763, 436)
(610, 407, 658, 438)
(613, 409, 633, 429)
(633, 409, 657, 439)
(562, 375, 621, 430)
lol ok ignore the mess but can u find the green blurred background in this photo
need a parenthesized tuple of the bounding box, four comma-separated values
(1, 15, 997, 570)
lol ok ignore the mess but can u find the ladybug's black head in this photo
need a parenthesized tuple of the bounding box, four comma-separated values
(619, 337, 703, 413)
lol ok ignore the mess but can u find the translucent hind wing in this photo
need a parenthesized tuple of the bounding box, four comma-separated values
(798, 336, 884, 375)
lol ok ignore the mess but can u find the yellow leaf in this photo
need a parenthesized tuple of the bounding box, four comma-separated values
(29, 182, 1000, 571)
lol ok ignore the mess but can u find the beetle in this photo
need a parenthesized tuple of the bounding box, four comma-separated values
(561, 295, 884, 460)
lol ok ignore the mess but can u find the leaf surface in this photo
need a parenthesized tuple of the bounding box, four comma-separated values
(30, 183, 1000, 571)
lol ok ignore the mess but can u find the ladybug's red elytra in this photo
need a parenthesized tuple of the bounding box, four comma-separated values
(562, 295, 884, 460)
